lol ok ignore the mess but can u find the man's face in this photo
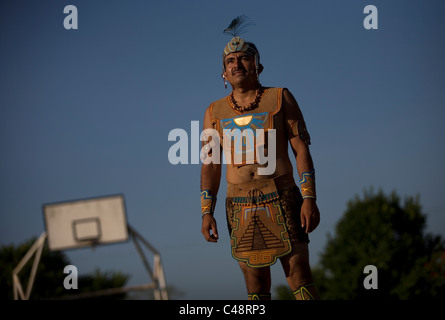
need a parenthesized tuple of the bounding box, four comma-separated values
(223, 52, 258, 87)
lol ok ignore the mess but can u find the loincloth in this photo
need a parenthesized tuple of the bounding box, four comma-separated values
(225, 174, 309, 268)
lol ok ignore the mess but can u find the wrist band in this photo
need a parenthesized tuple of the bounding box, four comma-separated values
(201, 190, 217, 217)
(299, 170, 316, 199)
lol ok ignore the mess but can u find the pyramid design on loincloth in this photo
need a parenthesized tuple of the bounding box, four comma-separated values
(236, 215, 285, 252)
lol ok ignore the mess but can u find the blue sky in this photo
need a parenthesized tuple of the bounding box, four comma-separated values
(1, 0, 444, 300)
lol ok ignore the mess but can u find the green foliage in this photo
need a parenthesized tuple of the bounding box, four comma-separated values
(313, 188, 445, 299)
(274, 284, 294, 300)
(0, 237, 130, 300)
(61, 268, 129, 300)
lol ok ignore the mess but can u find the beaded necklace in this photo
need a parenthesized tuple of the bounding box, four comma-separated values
(229, 85, 264, 113)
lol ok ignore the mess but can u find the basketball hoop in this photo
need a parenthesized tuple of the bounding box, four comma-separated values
(13, 194, 169, 300)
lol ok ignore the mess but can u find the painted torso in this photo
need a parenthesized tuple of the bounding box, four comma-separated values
(209, 87, 293, 184)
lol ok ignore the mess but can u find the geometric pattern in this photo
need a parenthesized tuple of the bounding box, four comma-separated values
(220, 112, 269, 164)
(230, 201, 291, 268)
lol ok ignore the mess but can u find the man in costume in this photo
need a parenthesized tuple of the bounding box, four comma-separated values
(200, 16, 320, 300)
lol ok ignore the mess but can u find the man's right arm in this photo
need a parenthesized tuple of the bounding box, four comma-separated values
(200, 105, 221, 242)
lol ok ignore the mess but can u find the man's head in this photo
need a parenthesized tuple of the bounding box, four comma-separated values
(221, 16, 263, 88)
(222, 48, 263, 88)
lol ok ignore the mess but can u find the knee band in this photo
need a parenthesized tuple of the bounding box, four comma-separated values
(292, 283, 316, 300)
(248, 293, 271, 300)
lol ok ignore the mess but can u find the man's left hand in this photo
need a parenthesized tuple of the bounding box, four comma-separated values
(300, 198, 320, 233)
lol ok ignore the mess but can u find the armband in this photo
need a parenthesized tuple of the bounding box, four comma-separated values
(201, 190, 217, 217)
(299, 170, 316, 199)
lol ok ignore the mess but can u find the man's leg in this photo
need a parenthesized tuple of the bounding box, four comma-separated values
(280, 242, 320, 300)
(238, 261, 272, 300)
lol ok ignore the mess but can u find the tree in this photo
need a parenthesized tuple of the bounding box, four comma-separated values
(0, 237, 130, 300)
(313, 188, 445, 300)
(274, 284, 294, 300)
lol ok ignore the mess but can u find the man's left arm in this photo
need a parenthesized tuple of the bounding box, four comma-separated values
(282, 88, 320, 233)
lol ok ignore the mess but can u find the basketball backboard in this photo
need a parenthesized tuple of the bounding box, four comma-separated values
(43, 194, 129, 251)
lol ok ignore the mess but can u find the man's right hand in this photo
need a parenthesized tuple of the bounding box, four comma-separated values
(201, 214, 219, 242)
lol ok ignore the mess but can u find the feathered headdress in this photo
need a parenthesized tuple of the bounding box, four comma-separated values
(222, 15, 260, 74)
(223, 15, 254, 37)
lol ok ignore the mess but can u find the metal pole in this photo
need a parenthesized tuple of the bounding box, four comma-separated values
(127, 225, 168, 300)
(12, 232, 47, 300)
